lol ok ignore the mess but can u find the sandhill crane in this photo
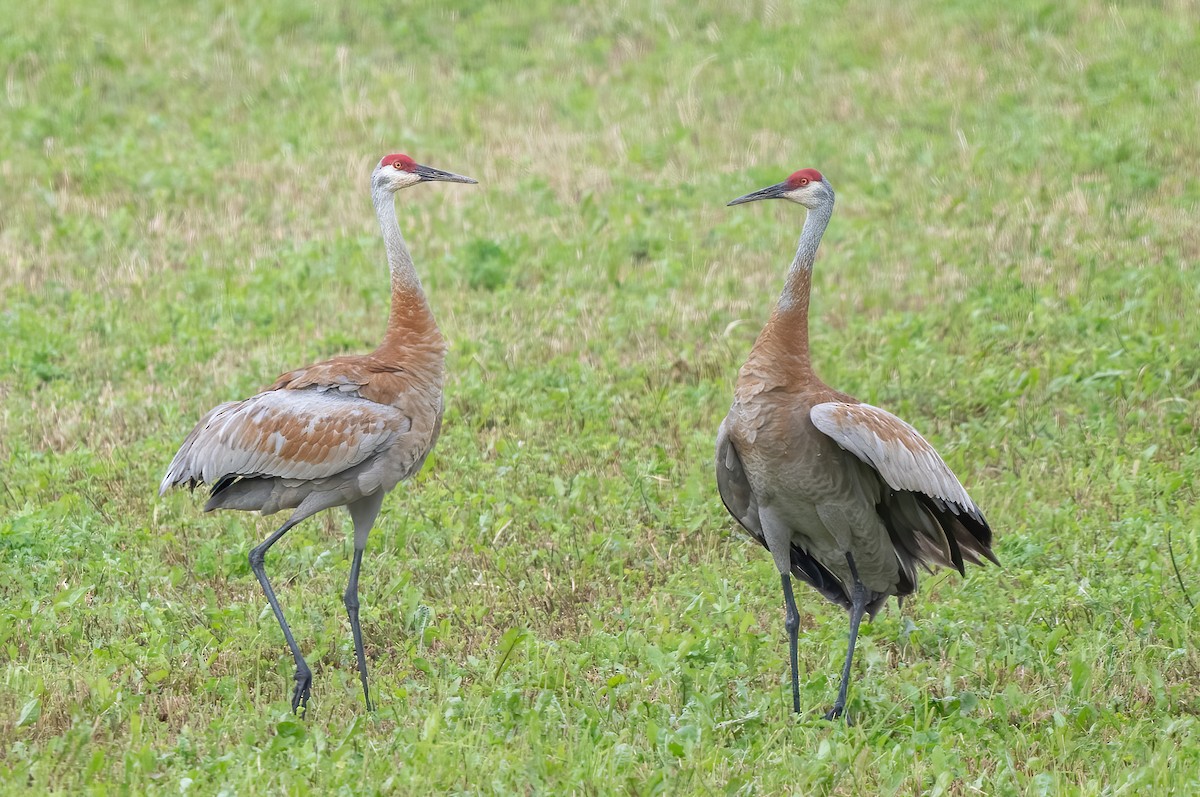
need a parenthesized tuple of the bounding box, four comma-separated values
(717, 168, 998, 721)
(161, 153, 476, 714)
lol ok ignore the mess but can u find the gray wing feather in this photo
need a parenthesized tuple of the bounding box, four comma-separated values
(161, 389, 411, 494)
(810, 402, 979, 517)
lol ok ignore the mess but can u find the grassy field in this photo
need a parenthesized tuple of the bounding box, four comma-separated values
(2, 0, 1199, 793)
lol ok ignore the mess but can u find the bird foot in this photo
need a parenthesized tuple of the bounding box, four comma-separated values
(291, 669, 312, 716)
(822, 705, 853, 725)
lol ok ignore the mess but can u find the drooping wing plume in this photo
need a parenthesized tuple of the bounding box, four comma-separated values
(161, 389, 411, 493)
(810, 401, 998, 571)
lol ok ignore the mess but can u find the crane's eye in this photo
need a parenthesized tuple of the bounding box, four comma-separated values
(393, 163, 404, 170)
(799, 178, 809, 186)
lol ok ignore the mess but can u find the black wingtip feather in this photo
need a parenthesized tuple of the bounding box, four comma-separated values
(210, 474, 240, 497)
(790, 543, 853, 610)
(918, 494, 1000, 569)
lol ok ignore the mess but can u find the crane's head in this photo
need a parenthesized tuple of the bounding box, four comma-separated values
(372, 153, 477, 193)
(727, 168, 833, 210)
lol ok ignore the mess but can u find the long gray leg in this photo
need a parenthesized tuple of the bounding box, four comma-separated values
(780, 573, 802, 714)
(345, 492, 384, 711)
(825, 553, 869, 722)
(249, 512, 312, 714)
(761, 509, 803, 715)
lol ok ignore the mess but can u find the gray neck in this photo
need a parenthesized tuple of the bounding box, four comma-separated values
(778, 198, 833, 311)
(372, 183, 424, 297)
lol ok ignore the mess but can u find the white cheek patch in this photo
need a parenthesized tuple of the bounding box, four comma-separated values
(782, 184, 820, 204)
(394, 170, 423, 189)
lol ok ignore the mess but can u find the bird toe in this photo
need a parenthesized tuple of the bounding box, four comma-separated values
(822, 705, 854, 725)
(291, 671, 313, 716)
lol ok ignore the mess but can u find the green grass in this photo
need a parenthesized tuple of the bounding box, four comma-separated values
(2, 0, 1199, 793)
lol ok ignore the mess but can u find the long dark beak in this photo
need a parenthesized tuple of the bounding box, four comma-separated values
(415, 164, 478, 184)
(727, 181, 789, 206)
